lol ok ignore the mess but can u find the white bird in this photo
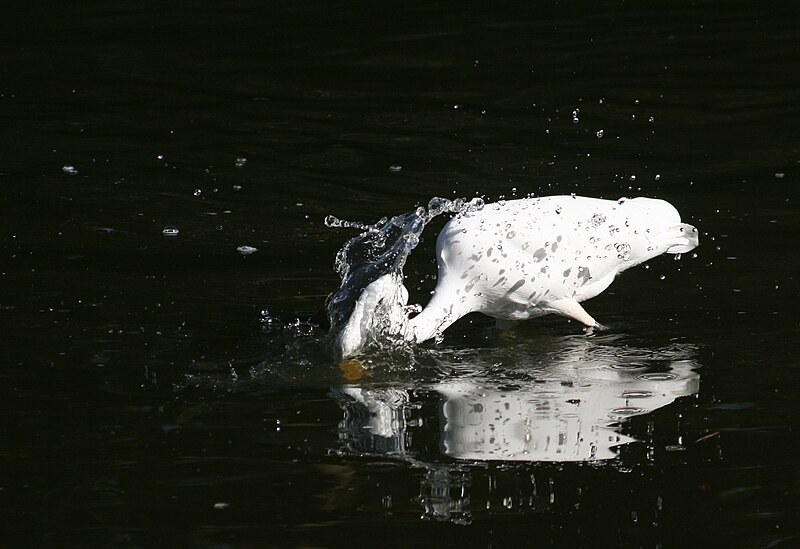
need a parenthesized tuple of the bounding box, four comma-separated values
(335, 195, 698, 359)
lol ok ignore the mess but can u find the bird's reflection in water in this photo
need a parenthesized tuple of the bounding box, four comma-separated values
(332, 337, 700, 523)
(439, 358, 698, 462)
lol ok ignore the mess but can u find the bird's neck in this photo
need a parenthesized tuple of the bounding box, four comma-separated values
(406, 287, 468, 344)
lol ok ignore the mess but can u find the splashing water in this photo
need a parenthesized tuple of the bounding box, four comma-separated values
(325, 197, 484, 356)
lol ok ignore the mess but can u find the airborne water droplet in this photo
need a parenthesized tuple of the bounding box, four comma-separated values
(237, 245, 258, 255)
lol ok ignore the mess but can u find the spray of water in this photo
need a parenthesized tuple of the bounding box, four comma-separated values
(325, 197, 484, 357)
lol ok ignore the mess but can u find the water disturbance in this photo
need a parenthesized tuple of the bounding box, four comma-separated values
(325, 196, 484, 355)
(2, 0, 799, 546)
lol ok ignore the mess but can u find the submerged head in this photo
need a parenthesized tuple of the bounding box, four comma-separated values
(333, 273, 410, 360)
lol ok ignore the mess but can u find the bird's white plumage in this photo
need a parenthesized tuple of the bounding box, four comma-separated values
(335, 195, 699, 359)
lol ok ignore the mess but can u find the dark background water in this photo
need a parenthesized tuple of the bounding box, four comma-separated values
(2, 1, 799, 547)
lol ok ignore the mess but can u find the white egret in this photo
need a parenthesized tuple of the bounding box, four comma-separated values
(334, 195, 698, 359)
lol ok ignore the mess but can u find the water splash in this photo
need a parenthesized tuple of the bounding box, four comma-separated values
(325, 197, 484, 355)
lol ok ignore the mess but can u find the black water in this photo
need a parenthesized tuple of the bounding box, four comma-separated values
(2, 1, 799, 547)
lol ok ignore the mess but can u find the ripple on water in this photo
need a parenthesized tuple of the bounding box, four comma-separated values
(606, 363, 649, 370)
(621, 390, 654, 399)
(609, 406, 649, 417)
(635, 372, 678, 381)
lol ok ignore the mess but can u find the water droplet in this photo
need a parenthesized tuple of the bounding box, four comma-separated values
(234, 157, 247, 168)
(615, 242, 631, 261)
(162, 226, 179, 237)
(237, 245, 258, 255)
(62, 165, 78, 175)
(655, 174, 661, 181)
(659, 275, 666, 280)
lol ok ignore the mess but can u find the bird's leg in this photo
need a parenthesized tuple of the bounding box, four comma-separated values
(549, 298, 601, 328)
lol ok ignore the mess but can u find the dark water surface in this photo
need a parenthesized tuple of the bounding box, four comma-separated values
(2, 1, 799, 547)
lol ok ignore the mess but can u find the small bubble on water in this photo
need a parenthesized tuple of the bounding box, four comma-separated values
(774, 172, 785, 179)
(162, 226, 179, 237)
(237, 245, 258, 255)
(62, 165, 78, 175)
(596, 129, 604, 138)
(648, 116, 655, 123)
(234, 157, 247, 168)
(156, 154, 164, 161)
(193, 189, 202, 197)
(233, 184, 242, 191)
(655, 174, 661, 181)
(213, 502, 230, 510)
(659, 274, 666, 280)
(389, 165, 402, 172)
